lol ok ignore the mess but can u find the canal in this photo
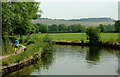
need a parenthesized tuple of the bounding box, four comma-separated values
(8, 45, 119, 76)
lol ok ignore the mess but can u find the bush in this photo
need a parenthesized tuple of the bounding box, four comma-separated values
(86, 27, 100, 45)
(19, 36, 24, 43)
(8, 36, 16, 42)
(27, 40, 35, 45)
(24, 36, 30, 43)
(42, 35, 54, 53)
(2, 37, 14, 55)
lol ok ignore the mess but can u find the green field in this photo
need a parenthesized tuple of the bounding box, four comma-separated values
(32, 33, 119, 41)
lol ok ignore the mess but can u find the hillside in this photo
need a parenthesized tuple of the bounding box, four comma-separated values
(31, 18, 115, 27)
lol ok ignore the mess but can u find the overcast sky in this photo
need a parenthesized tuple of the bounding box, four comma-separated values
(36, 0, 119, 20)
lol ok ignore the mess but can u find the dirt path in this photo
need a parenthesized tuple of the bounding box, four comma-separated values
(0, 45, 27, 59)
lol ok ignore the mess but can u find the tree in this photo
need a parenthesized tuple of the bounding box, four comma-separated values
(68, 24, 85, 33)
(59, 24, 68, 32)
(98, 24, 105, 32)
(104, 24, 115, 32)
(48, 24, 59, 32)
(86, 27, 100, 45)
(34, 24, 39, 33)
(2, 2, 42, 36)
(36, 23, 48, 33)
(114, 20, 120, 32)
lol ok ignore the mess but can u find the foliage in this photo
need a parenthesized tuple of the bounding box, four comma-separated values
(48, 24, 59, 32)
(68, 24, 85, 33)
(59, 24, 68, 32)
(37, 23, 86, 33)
(42, 35, 54, 53)
(114, 20, 120, 32)
(103, 24, 115, 32)
(2, 37, 14, 55)
(86, 27, 100, 45)
(27, 40, 35, 45)
(24, 36, 30, 43)
(98, 24, 105, 32)
(2, 35, 43, 66)
(19, 36, 24, 43)
(2, 2, 42, 36)
(8, 36, 16, 42)
(36, 23, 48, 33)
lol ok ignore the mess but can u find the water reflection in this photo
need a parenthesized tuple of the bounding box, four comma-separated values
(86, 46, 102, 65)
(7, 45, 119, 75)
(40, 53, 54, 70)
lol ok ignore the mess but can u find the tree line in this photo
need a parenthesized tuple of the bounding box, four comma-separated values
(36, 23, 86, 33)
(35, 23, 119, 33)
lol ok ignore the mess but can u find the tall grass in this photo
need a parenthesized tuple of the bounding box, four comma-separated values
(2, 37, 15, 56)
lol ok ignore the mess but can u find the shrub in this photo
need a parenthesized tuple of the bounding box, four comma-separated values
(86, 27, 100, 45)
(27, 40, 35, 45)
(19, 36, 24, 43)
(8, 36, 16, 42)
(2, 37, 14, 55)
(42, 35, 54, 53)
(24, 36, 30, 43)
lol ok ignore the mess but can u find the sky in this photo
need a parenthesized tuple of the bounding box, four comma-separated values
(36, 0, 119, 20)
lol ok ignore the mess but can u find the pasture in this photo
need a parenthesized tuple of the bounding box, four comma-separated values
(32, 33, 119, 41)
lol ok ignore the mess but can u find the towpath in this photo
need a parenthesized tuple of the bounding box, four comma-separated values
(0, 45, 26, 59)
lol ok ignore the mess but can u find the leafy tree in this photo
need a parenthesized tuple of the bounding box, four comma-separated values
(59, 24, 68, 32)
(48, 24, 59, 32)
(104, 24, 115, 32)
(114, 20, 120, 32)
(98, 24, 105, 32)
(2, 2, 42, 36)
(34, 24, 39, 33)
(68, 24, 85, 33)
(86, 27, 100, 45)
(36, 23, 48, 33)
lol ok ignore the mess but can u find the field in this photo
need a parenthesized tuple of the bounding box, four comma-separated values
(31, 19, 114, 27)
(32, 33, 119, 41)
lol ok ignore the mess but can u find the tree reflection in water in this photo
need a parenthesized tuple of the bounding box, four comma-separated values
(86, 46, 102, 65)
(40, 53, 54, 70)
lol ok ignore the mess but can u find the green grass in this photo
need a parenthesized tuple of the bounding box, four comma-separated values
(32, 33, 119, 41)
(2, 34, 53, 66)
(2, 45, 22, 56)
(2, 38, 43, 66)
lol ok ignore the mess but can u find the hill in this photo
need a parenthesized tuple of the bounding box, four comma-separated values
(31, 18, 115, 27)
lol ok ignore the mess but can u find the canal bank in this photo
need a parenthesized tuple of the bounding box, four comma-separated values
(5, 45, 119, 75)
(2, 35, 54, 77)
(54, 40, 120, 50)
(2, 56, 40, 77)
(2, 40, 120, 76)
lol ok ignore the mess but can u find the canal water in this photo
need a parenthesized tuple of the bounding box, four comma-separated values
(9, 45, 119, 75)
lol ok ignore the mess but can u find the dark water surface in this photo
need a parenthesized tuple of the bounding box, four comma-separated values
(9, 45, 119, 75)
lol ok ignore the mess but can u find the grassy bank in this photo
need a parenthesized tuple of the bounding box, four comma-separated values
(2, 34, 54, 67)
(2, 33, 119, 66)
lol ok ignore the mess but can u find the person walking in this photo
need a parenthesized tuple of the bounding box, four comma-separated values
(14, 38, 19, 54)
